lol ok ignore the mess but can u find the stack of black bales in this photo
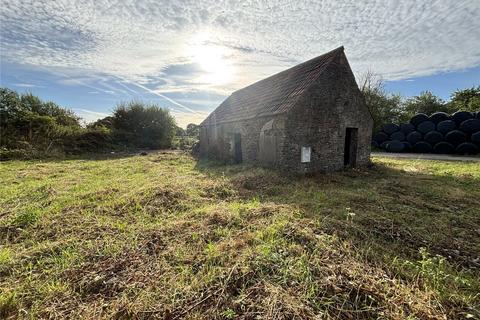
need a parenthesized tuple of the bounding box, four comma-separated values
(372, 111, 480, 154)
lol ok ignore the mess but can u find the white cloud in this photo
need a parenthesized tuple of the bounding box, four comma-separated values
(73, 108, 110, 123)
(2, 0, 480, 122)
(170, 110, 211, 128)
(12, 83, 44, 88)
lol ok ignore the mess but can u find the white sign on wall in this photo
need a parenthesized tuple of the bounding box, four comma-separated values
(301, 146, 311, 163)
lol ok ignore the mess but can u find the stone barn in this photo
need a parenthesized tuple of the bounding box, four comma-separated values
(199, 46, 373, 173)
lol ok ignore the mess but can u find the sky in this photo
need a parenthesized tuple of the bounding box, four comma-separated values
(1, 1, 479, 127)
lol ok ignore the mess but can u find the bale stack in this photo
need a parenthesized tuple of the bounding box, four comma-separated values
(372, 111, 480, 154)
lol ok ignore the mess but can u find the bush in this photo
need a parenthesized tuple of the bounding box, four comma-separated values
(111, 101, 176, 149)
(172, 136, 198, 151)
(1, 88, 81, 150)
(1, 89, 179, 158)
(61, 128, 113, 154)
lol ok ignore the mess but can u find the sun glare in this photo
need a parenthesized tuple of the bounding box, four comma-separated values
(189, 33, 235, 85)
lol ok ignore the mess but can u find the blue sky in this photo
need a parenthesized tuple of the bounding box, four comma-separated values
(385, 66, 480, 101)
(1, 1, 479, 126)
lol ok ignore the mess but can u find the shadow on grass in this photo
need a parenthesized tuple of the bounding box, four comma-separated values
(194, 158, 480, 269)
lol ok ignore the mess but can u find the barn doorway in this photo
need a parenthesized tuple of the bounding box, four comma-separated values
(344, 128, 358, 167)
(233, 133, 242, 163)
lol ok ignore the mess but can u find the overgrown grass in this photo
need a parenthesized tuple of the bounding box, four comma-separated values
(0, 152, 479, 319)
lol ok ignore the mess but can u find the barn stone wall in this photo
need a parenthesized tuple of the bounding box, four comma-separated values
(280, 51, 373, 173)
(199, 115, 287, 166)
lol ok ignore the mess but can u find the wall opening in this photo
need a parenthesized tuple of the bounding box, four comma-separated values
(344, 128, 358, 166)
(259, 119, 276, 165)
(233, 133, 242, 163)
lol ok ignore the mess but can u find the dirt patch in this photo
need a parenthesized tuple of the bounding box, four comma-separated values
(80, 188, 120, 202)
(0, 226, 22, 244)
(231, 171, 288, 196)
(112, 187, 190, 216)
(63, 251, 146, 300)
(241, 203, 288, 221)
(142, 230, 167, 256)
(205, 208, 235, 227)
(143, 188, 189, 214)
(201, 180, 237, 200)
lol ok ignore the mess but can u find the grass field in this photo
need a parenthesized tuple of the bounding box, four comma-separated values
(1, 152, 479, 319)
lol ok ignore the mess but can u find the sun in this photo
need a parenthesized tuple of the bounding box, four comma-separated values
(189, 33, 235, 85)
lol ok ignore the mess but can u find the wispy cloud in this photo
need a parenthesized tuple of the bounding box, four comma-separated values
(73, 108, 110, 123)
(74, 108, 110, 117)
(3, 1, 479, 80)
(12, 83, 44, 88)
(114, 75, 199, 115)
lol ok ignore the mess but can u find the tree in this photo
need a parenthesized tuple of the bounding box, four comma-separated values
(448, 86, 480, 112)
(186, 123, 199, 137)
(1, 87, 81, 149)
(402, 91, 449, 120)
(112, 100, 176, 149)
(87, 116, 114, 130)
(175, 125, 186, 136)
(359, 71, 404, 132)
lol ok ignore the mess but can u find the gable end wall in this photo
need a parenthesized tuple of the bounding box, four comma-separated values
(281, 52, 373, 173)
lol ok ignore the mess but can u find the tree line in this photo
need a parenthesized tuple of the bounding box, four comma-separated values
(360, 72, 480, 133)
(0, 87, 199, 159)
(1, 80, 479, 159)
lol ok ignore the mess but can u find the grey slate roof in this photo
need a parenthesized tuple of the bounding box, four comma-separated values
(200, 46, 344, 126)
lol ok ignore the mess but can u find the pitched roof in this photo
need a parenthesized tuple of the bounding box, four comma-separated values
(200, 46, 344, 126)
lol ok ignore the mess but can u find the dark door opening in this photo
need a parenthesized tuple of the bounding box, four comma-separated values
(344, 128, 358, 166)
(234, 133, 242, 163)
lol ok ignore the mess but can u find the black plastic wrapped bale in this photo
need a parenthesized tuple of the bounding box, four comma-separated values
(455, 142, 479, 155)
(429, 112, 449, 124)
(400, 123, 415, 134)
(382, 123, 400, 135)
(459, 119, 480, 134)
(410, 113, 429, 127)
(477, 111, 480, 119)
(373, 132, 389, 144)
(372, 140, 380, 148)
(406, 131, 422, 145)
(413, 141, 433, 153)
(380, 141, 391, 150)
(417, 121, 435, 134)
(436, 120, 456, 134)
(390, 131, 405, 141)
(452, 111, 474, 125)
(445, 130, 467, 146)
(403, 141, 413, 151)
(433, 142, 454, 154)
(471, 131, 480, 144)
(424, 131, 443, 145)
(386, 140, 404, 152)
